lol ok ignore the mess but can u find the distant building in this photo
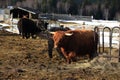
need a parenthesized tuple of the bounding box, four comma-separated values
(10, 7, 40, 19)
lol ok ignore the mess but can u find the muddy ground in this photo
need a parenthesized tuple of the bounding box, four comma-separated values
(0, 30, 120, 80)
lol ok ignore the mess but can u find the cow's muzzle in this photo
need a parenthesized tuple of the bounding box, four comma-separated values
(54, 45, 57, 48)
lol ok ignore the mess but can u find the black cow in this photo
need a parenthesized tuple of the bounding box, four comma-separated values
(49, 26, 70, 32)
(17, 18, 48, 39)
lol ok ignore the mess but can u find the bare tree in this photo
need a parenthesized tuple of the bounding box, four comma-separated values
(85, 5, 92, 15)
(57, 1, 61, 13)
(16, 1, 22, 7)
(103, 8, 109, 20)
(115, 12, 120, 21)
(64, 1, 70, 14)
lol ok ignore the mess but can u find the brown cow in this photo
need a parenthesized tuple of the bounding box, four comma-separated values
(51, 30, 98, 64)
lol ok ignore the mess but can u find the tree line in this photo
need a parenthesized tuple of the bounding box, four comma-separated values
(4, 0, 120, 20)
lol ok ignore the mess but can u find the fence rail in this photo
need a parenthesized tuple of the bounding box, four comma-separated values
(94, 26, 120, 62)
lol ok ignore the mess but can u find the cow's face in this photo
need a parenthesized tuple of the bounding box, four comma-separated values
(51, 31, 73, 48)
(52, 31, 65, 48)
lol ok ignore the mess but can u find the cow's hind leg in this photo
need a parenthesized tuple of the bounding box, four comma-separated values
(31, 33, 37, 39)
(89, 51, 97, 61)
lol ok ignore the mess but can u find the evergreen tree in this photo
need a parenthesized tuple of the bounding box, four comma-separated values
(6, 0, 120, 20)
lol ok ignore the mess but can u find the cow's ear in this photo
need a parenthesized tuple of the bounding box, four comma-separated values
(65, 33, 73, 36)
(49, 32, 55, 35)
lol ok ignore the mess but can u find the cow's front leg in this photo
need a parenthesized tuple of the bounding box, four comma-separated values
(60, 47, 70, 64)
(68, 52, 76, 62)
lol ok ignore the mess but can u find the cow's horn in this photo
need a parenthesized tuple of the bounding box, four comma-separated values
(65, 33, 73, 36)
(49, 32, 55, 35)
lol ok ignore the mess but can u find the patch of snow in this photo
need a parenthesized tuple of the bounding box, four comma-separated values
(7, 23, 19, 34)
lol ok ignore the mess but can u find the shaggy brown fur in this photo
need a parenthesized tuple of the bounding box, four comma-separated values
(52, 30, 98, 63)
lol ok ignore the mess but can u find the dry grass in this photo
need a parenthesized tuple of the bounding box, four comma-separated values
(0, 30, 120, 80)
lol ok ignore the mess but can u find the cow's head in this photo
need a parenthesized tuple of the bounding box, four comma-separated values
(50, 31, 73, 48)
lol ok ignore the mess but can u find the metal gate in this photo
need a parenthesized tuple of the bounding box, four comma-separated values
(94, 26, 120, 62)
